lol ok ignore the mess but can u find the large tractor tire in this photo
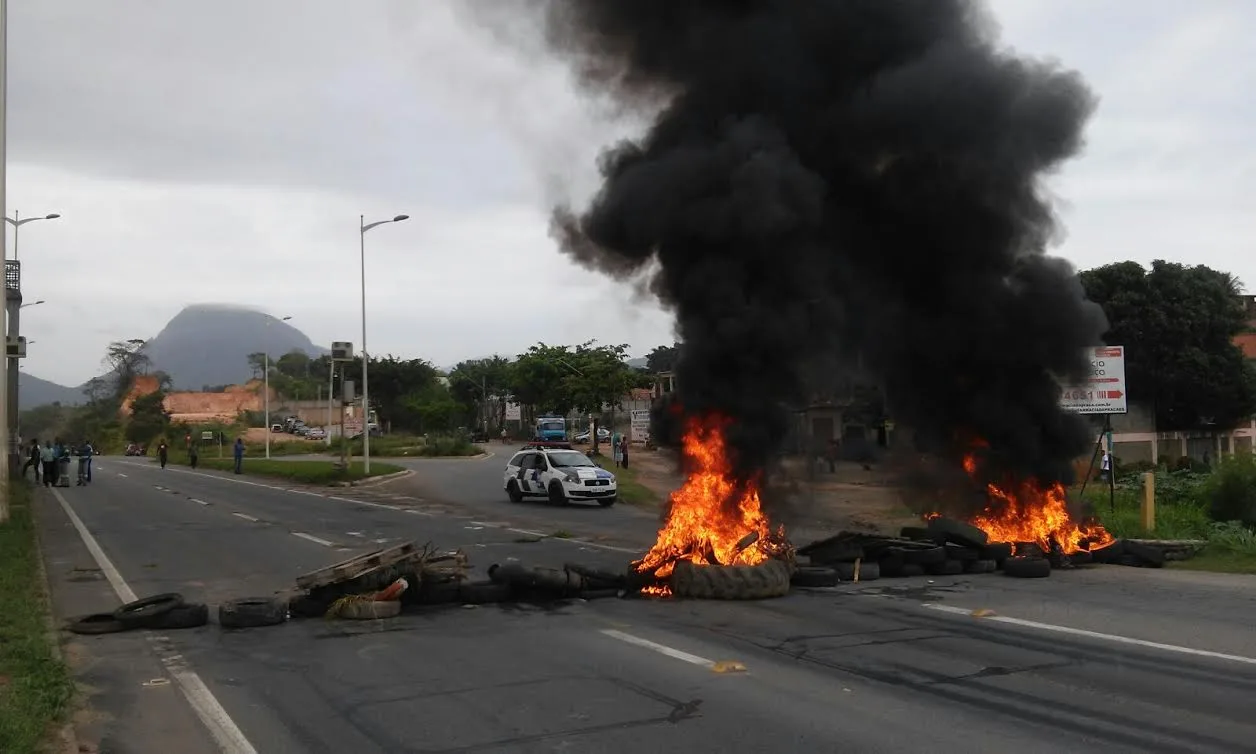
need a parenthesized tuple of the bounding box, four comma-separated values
(670, 560, 791, 600)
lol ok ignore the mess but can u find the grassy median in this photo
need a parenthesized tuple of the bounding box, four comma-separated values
(0, 483, 75, 752)
(591, 455, 658, 507)
(194, 458, 405, 485)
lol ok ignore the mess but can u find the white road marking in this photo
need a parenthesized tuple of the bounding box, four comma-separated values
(190, 499, 209, 506)
(508, 527, 547, 538)
(154, 485, 165, 491)
(601, 629, 717, 669)
(923, 603, 1256, 666)
(292, 532, 335, 547)
(346, 531, 364, 538)
(404, 508, 432, 516)
(50, 489, 258, 754)
(117, 473, 128, 478)
(231, 513, 259, 523)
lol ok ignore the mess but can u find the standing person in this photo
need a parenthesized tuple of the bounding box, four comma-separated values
(157, 440, 169, 469)
(189, 441, 199, 470)
(1099, 450, 1112, 484)
(619, 435, 630, 470)
(54, 437, 70, 487)
(23, 439, 40, 483)
(84, 439, 94, 482)
(233, 437, 245, 474)
(40, 440, 56, 487)
(612, 430, 623, 468)
(826, 438, 841, 474)
(76, 440, 92, 486)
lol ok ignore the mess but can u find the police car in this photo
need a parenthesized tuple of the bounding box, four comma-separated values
(503, 441, 618, 507)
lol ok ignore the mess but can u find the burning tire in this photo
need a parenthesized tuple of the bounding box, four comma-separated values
(927, 517, 989, 548)
(979, 542, 1013, 562)
(790, 566, 839, 588)
(899, 526, 935, 541)
(670, 559, 791, 600)
(1002, 556, 1051, 579)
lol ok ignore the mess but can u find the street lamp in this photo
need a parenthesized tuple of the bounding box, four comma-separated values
(5, 212, 61, 262)
(263, 315, 292, 460)
(359, 213, 408, 473)
(19, 300, 43, 309)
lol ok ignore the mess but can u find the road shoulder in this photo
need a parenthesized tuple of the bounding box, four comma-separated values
(33, 488, 221, 754)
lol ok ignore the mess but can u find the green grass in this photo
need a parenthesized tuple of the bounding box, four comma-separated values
(327, 434, 484, 458)
(591, 454, 659, 508)
(193, 458, 405, 485)
(0, 483, 75, 753)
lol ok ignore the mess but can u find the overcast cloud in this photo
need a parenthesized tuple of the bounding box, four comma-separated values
(9, 0, 1253, 387)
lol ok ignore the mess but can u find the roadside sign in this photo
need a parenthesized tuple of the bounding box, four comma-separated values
(1060, 346, 1127, 415)
(344, 418, 364, 436)
(200, 430, 214, 441)
(630, 409, 651, 443)
(504, 402, 522, 421)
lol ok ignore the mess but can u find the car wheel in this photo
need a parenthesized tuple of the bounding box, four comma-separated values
(547, 481, 568, 506)
(598, 496, 617, 508)
(506, 481, 523, 503)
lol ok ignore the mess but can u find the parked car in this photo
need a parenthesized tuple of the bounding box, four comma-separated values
(503, 446, 617, 507)
(306, 427, 326, 441)
(573, 427, 612, 444)
(124, 443, 146, 456)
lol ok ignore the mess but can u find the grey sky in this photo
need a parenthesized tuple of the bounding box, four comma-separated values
(10, 0, 1252, 387)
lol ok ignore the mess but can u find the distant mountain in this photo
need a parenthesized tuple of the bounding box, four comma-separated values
(145, 304, 327, 389)
(18, 372, 84, 409)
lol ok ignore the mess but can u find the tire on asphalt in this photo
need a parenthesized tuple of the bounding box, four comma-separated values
(834, 561, 880, 582)
(458, 581, 511, 604)
(598, 496, 617, 508)
(944, 544, 980, 562)
(218, 597, 288, 629)
(1091, 539, 1125, 563)
(547, 481, 568, 507)
(153, 602, 210, 630)
(964, 559, 997, 574)
(790, 566, 839, 588)
(926, 559, 964, 576)
(288, 593, 333, 618)
(897, 545, 946, 566)
(1121, 540, 1166, 568)
(506, 481, 524, 503)
(979, 542, 1014, 562)
(68, 612, 129, 635)
(1002, 556, 1051, 579)
(113, 592, 185, 630)
(1067, 550, 1094, 566)
(926, 517, 989, 548)
(878, 556, 906, 578)
(900, 563, 926, 578)
(670, 559, 791, 600)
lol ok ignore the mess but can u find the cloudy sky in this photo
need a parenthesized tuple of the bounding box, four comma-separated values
(10, 0, 1252, 387)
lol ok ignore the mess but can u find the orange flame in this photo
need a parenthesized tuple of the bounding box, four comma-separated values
(957, 451, 1113, 554)
(633, 416, 785, 588)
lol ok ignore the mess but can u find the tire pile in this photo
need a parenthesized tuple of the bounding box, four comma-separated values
(794, 516, 1093, 586)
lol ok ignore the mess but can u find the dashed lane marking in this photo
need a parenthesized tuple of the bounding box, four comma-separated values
(292, 532, 335, 547)
(600, 629, 727, 671)
(231, 513, 259, 523)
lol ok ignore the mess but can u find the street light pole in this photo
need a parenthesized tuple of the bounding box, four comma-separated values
(263, 314, 292, 460)
(0, 1, 10, 515)
(359, 213, 408, 474)
(6, 211, 61, 263)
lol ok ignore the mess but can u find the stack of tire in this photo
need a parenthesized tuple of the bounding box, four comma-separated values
(792, 517, 1058, 586)
(68, 593, 211, 635)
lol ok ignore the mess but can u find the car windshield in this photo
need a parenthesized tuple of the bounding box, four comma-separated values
(539, 421, 564, 431)
(546, 451, 596, 468)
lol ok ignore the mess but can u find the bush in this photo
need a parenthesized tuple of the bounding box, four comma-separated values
(195, 458, 404, 485)
(1203, 454, 1256, 527)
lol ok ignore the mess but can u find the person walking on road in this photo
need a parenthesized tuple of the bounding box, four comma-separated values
(84, 439, 94, 482)
(611, 431, 623, 468)
(24, 439, 40, 483)
(233, 437, 245, 474)
(40, 440, 56, 488)
(76, 440, 93, 486)
(157, 440, 169, 469)
(189, 442, 199, 470)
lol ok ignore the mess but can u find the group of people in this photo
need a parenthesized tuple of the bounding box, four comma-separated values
(23, 438, 95, 487)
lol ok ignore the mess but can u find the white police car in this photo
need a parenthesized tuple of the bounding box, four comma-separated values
(503, 442, 618, 507)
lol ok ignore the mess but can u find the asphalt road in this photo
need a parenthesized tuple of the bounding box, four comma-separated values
(44, 455, 1256, 753)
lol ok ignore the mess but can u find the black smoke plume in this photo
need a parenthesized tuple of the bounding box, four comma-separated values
(537, 0, 1109, 493)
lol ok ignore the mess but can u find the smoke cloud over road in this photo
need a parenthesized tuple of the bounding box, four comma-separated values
(533, 0, 1109, 490)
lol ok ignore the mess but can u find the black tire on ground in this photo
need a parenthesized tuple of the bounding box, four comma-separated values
(945, 544, 980, 562)
(790, 566, 839, 588)
(218, 597, 288, 629)
(1014, 541, 1046, 558)
(153, 603, 210, 630)
(804, 544, 865, 565)
(1003, 556, 1051, 579)
(547, 481, 568, 506)
(964, 559, 997, 574)
(979, 542, 1014, 562)
(926, 559, 965, 576)
(878, 556, 906, 578)
(900, 563, 926, 578)
(413, 578, 463, 605)
(458, 581, 511, 604)
(335, 600, 401, 620)
(899, 526, 935, 541)
(1068, 550, 1094, 565)
(113, 592, 185, 630)
(506, 482, 523, 503)
(68, 613, 129, 635)
(1122, 540, 1166, 568)
(598, 496, 617, 508)
(670, 560, 791, 600)
(927, 517, 989, 548)
(1091, 539, 1126, 563)
(834, 561, 880, 582)
(898, 546, 946, 566)
(288, 593, 333, 618)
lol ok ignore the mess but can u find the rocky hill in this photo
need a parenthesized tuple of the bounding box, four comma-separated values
(18, 304, 326, 409)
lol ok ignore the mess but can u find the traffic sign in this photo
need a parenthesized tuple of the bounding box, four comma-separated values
(1060, 346, 1127, 415)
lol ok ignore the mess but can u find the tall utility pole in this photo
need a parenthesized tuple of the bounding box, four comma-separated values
(359, 213, 408, 473)
(4, 213, 58, 469)
(262, 315, 292, 460)
(0, 0, 11, 519)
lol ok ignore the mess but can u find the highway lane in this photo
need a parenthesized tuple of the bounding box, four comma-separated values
(59, 459, 1256, 752)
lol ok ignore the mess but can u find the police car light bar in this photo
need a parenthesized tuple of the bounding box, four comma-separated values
(521, 440, 573, 450)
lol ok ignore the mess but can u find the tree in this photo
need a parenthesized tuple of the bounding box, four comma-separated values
(1080, 260, 1256, 431)
(246, 352, 267, 380)
(275, 350, 312, 380)
(103, 339, 150, 397)
(646, 343, 680, 373)
(508, 344, 578, 415)
(448, 356, 513, 427)
(126, 389, 171, 443)
(342, 355, 443, 431)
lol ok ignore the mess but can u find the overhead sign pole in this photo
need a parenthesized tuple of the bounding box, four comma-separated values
(1060, 345, 1128, 515)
